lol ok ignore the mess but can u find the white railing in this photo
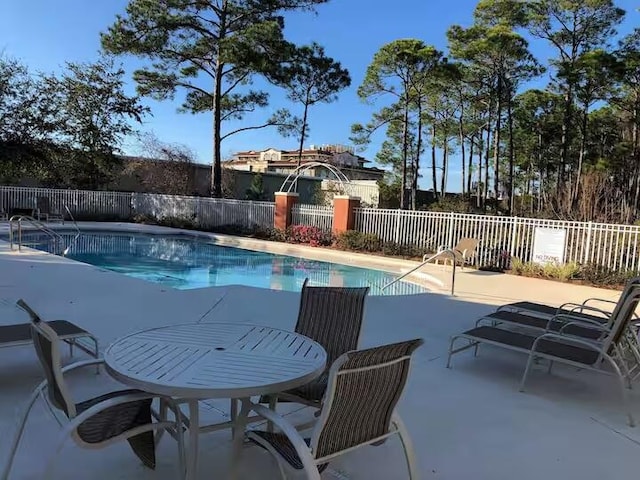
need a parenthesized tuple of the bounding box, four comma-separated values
(0, 186, 275, 230)
(4, 185, 640, 272)
(0, 185, 132, 219)
(291, 204, 333, 232)
(355, 208, 640, 271)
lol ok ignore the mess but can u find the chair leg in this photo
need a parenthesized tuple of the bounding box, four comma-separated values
(230, 398, 252, 480)
(267, 396, 277, 433)
(605, 355, 636, 427)
(173, 407, 187, 480)
(392, 415, 419, 480)
(519, 353, 537, 392)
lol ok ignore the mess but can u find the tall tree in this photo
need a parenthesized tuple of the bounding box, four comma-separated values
(275, 42, 350, 169)
(42, 58, 149, 188)
(101, 0, 329, 198)
(353, 39, 443, 209)
(525, 0, 625, 189)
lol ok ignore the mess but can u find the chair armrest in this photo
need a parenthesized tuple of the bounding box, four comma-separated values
(61, 358, 105, 375)
(549, 314, 611, 331)
(531, 332, 603, 354)
(247, 403, 319, 469)
(557, 303, 611, 318)
(558, 321, 609, 340)
(582, 297, 617, 307)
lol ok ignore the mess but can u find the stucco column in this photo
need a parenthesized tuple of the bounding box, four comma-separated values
(332, 195, 360, 235)
(274, 192, 299, 230)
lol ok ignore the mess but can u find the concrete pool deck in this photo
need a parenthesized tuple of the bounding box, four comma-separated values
(0, 222, 639, 479)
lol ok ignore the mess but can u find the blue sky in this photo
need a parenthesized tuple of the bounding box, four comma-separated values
(1, 0, 638, 191)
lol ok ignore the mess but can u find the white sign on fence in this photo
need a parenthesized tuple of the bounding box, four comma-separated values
(532, 227, 567, 265)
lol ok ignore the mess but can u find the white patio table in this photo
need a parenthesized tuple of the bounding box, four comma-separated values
(104, 322, 327, 480)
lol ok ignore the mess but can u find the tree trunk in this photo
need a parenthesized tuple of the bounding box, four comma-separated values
(401, 101, 409, 210)
(458, 113, 466, 195)
(431, 122, 438, 200)
(297, 101, 309, 168)
(468, 134, 474, 197)
(211, 6, 227, 198)
(507, 84, 515, 216)
(493, 76, 502, 208)
(574, 102, 588, 204)
(413, 102, 423, 211)
(558, 86, 573, 191)
(441, 127, 449, 200)
(484, 119, 492, 210)
(294, 99, 310, 193)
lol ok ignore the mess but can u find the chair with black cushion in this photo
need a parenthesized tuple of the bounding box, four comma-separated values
(447, 287, 640, 427)
(1, 301, 186, 480)
(238, 339, 423, 480)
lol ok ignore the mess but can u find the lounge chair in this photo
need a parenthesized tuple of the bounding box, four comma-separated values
(447, 288, 640, 426)
(240, 339, 423, 480)
(34, 196, 64, 223)
(426, 237, 479, 268)
(260, 278, 369, 428)
(2, 300, 99, 359)
(1, 300, 186, 480)
(496, 277, 640, 323)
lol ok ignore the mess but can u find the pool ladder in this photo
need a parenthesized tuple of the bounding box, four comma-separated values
(381, 249, 458, 296)
(8, 206, 80, 256)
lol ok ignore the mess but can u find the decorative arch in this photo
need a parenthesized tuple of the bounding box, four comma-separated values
(278, 162, 353, 195)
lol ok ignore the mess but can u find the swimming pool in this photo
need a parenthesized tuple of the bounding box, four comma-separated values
(8, 230, 428, 295)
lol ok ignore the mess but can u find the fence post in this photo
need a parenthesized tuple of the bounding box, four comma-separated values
(509, 216, 518, 258)
(446, 211, 455, 248)
(394, 209, 401, 244)
(583, 221, 593, 265)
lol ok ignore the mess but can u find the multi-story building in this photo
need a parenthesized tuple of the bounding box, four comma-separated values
(225, 144, 385, 182)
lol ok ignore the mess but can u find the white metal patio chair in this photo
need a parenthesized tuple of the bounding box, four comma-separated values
(239, 338, 423, 480)
(1, 300, 186, 480)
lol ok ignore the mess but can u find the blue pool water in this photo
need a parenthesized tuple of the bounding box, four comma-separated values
(9, 231, 428, 295)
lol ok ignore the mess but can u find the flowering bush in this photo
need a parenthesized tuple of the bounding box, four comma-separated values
(285, 225, 333, 247)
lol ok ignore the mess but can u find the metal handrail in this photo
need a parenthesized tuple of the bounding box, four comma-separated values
(8, 215, 65, 253)
(62, 205, 81, 256)
(382, 249, 457, 296)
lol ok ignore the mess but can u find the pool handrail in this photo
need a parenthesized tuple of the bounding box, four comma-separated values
(381, 249, 457, 296)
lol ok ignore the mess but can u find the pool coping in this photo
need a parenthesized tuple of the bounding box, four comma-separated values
(0, 221, 445, 291)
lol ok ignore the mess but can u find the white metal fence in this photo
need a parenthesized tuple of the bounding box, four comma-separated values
(291, 204, 333, 233)
(0, 186, 275, 230)
(4, 185, 640, 271)
(355, 208, 640, 271)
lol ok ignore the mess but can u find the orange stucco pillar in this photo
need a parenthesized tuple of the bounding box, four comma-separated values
(274, 192, 298, 230)
(332, 195, 361, 235)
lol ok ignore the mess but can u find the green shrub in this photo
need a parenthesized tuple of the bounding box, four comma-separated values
(335, 230, 381, 252)
(542, 261, 580, 281)
(132, 213, 156, 224)
(381, 241, 425, 259)
(157, 215, 197, 230)
(578, 264, 638, 287)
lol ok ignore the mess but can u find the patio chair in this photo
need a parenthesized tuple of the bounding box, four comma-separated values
(1, 301, 186, 480)
(496, 276, 640, 324)
(426, 237, 479, 269)
(447, 288, 640, 427)
(242, 338, 423, 480)
(5, 299, 99, 360)
(34, 196, 64, 223)
(260, 278, 369, 427)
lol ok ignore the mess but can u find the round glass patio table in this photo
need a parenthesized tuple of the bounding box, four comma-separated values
(104, 322, 327, 480)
